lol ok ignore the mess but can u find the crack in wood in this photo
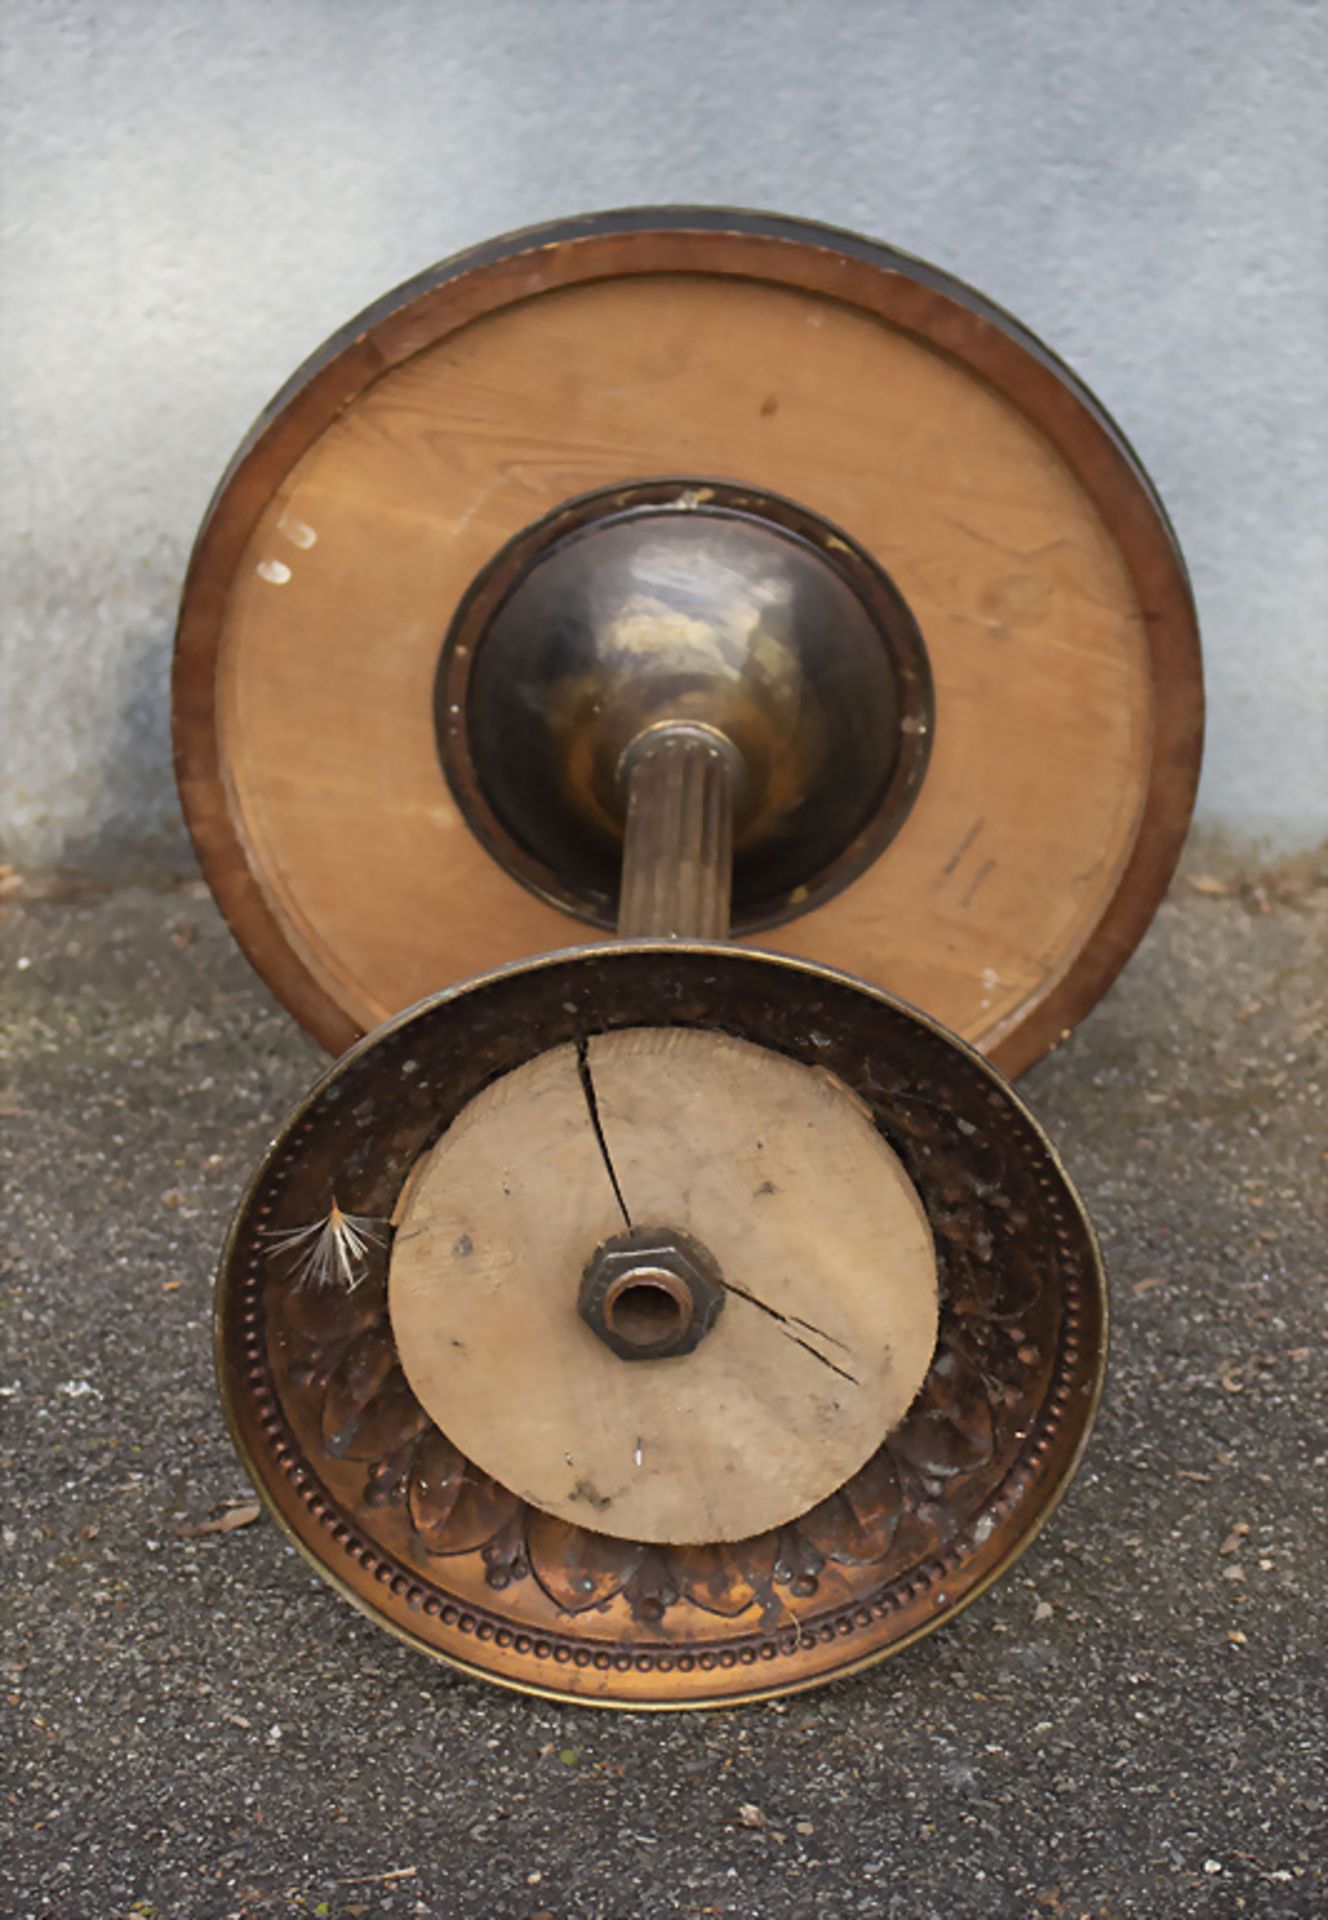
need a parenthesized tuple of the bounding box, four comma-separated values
(786, 1311, 852, 1354)
(575, 1031, 860, 1386)
(575, 1033, 633, 1228)
(720, 1277, 860, 1386)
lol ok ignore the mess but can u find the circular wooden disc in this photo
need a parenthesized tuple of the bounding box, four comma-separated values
(389, 1029, 938, 1545)
(216, 941, 1106, 1709)
(174, 209, 1202, 1076)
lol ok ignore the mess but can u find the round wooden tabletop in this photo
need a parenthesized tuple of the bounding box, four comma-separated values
(174, 208, 1202, 1075)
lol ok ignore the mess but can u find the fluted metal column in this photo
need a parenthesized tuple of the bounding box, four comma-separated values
(616, 723, 741, 939)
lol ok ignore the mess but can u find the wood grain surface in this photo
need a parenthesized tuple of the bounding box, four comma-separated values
(174, 213, 1203, 1072)
(388, 1027, 938, 1545)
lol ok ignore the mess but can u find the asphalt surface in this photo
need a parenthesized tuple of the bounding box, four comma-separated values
(2, 861, 1324, 1919)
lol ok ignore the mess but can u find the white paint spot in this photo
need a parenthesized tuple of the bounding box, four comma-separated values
(278, 514, 317, 550)
(256, 559, 291, 585)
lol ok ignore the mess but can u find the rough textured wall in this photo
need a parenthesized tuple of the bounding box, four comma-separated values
(2, 0, 1324, 867)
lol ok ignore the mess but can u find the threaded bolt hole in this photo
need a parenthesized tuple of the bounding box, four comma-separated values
(605, 1272, 691, 1349)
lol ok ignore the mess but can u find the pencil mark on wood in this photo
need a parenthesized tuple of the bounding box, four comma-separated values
(961, 857, 997, 909)
(941, 817, 985, 879)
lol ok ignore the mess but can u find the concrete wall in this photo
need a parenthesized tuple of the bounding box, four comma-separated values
(2, 0, 1324, 868)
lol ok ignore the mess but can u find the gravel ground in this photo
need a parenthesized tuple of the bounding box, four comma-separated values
(1, 862, 1324, 1920)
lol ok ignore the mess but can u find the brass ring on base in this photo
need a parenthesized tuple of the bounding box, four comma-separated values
(217, 942, 1105, 1709)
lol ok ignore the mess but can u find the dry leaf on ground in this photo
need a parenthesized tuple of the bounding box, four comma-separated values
(173, 1502, 262, 1539)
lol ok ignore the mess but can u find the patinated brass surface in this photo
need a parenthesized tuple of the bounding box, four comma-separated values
(217, 943, 1105, 1708)
(434, 480, 934, 933)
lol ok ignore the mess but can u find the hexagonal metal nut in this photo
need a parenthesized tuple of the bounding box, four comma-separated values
(578, 1225, 726, 1361)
